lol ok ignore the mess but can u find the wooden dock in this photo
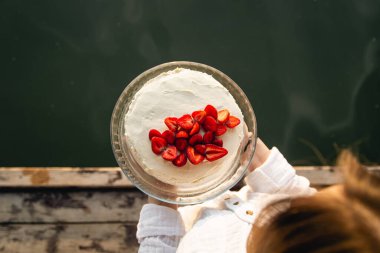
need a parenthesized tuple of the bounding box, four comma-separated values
(0, 166, 378, 253)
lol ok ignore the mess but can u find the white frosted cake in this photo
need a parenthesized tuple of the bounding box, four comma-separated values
(124, 68, 248, 185)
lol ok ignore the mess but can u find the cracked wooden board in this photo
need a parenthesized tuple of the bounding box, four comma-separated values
(0, 223, 138, 253)
(1, 167, 378, 188)
(0, 190, 146, 223)
(0, 168, 132, 188)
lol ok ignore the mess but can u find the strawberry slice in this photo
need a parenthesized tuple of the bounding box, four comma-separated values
(162, 130, 175, 144)
(194, 144, 206, 155)
(204, 105, 218, 119)
(203, 116, 217, 132)
(165, 117, 178, 132)
(186, 146, 205, 165)
(217, 109, 230, 123)
(176, 130, 189, 139)
(177, 114, 194, 130)
(192, 110, 207, 123)
(203, 131, 214, 144)
(189, 133, 203, 146)
(205, 144, 228, 161)
(226, 116, 240, 128)
(149, 129, 162, 140)
(213, 139, 223, 147)
(175, 138, 188, 151)
(215, 124, 227, 136)
(172, 152, 187, 167)
(151, 137, 167, 155)
(162, 146, 178, 161)
(189, 122, 200, 136)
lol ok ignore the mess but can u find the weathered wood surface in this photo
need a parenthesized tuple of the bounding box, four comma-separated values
(0, 190, 146, 223)
(0, 167, 133, 188)
(1, 166, 379, 188)
(0, 166, 379, 253)
(0, 223, 139, 253)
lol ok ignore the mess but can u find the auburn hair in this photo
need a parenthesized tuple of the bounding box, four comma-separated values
(247, 149, 380, 253)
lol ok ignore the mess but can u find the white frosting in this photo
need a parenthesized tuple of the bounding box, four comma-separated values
(124, 68, 246, 185)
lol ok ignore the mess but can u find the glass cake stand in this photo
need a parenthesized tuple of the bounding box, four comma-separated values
(111, 61, 257, 204)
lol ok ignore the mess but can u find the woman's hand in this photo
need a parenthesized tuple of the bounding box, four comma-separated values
(148, 196, 178, 210)
(248, 138, 271, 172)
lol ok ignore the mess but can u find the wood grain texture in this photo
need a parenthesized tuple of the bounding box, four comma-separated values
(0, 168, 133, 188)
(0, 223, 138, 253)
(0, 190, 146, 223)
(1, 166, 378, 187)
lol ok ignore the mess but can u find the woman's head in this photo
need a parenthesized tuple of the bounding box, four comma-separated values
(247, 149, 380, 253)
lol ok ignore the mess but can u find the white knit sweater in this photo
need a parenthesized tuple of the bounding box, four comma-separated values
(136, 147, 316, 253)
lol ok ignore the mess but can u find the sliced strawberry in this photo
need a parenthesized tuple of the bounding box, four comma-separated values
(194, 144, 206, 155)
(162, 130, 175, 144)
(189, 122, 200, 136)
(204, 105, 218, 119)
(213, 139, 223, 147)
(205, 144, 228, 161)
(192, 110, 207, 123)
(215, 124, 227, 136)
(226, 116, 241, 128)
(165, 117, 178, 132)
(176, 130, 189, 139)
(186, 146, 205, 165)
(149, 129, 162, 140)
(172, 152, 187, 167)
(162, 146, 178, 161)
(203, 116, 217, 132)
(217, 109, 230, 123)
(189, 133, 203, 146)
(177, 114, 194, 130)
(151, 137, 167, 155)
(203, 131, 214, 144)
(175, 138, 188, 151)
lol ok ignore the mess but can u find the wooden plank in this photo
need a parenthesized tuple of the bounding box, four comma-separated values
(0, 190, 146, 223)
(0, 167, 134, 188)
(0, 166, 379, 187)
(0, 223, 139, 253)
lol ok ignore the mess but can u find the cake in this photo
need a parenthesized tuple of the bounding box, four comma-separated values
(124, 68, 249, 185)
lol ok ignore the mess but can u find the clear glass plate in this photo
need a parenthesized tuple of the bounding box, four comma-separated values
(111, 61, 257, 204)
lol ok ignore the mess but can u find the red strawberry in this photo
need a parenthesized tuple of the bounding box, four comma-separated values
(176, 130, 189, 139)
(149, 129, 162, 140)
(226, 116, 240, 128)
(151, 137, 167, 155)
(215, 124, 227, 136)
(203, 116, 217, 132)
(189, 122, 200, 136)
(192, 110, 207, 123)
(172, 153, 187, 167)
(213, 139, 223, 147)
(186, 146, 205, 165)
(162, 146, 178, 161)
(205, 144, 228, 161)
(165, 117, 178, 132)
(194, 144, 206, 155)
(189, 134, 203, 146)
(217, 109, 230, 123)
(175, 138, 188, 151)
(203, 131, 214, 144)
(204, 105, 218, 119)
(162, 130, 175, 144)
(177, 114, 194, 130)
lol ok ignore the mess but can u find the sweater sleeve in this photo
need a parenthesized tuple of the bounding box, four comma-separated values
(245, 147, 316, 196)
(137, 204, 186, 253)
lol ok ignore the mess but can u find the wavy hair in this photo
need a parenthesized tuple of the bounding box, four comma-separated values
(247, 149, 380, 253)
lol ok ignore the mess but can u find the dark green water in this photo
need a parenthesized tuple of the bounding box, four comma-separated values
(1, 0, 379, 166)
